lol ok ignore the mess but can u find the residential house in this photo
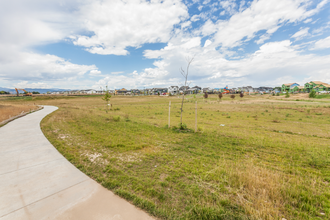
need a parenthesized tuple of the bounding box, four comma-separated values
(131, 89, 140, 95)
(116, 88, 129, 95)
(186, 88, 195, 94)
(305, 81, 330, 92)
(281, 83, 299, 93)
(202, 87, 211, 93)
(79, 89, 96, 94)
(246, 86, 253, 93)
(145, 88, 153, 95)
(168, 86, 179, 95)
(293, 86, 305, 93)
(152, 88, 167, 95)
(179, 86, 190, 94)
(191, 86, 202, 94)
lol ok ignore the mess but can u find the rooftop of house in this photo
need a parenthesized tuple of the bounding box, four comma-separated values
(283, 83, 297, 86)
(311, 81, 328, 85)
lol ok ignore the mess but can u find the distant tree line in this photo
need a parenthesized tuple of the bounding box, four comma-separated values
(0, 91, 10, 95)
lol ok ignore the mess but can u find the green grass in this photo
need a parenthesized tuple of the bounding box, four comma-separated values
(315, 94, 330, 99)
(3, 94, 330, 219)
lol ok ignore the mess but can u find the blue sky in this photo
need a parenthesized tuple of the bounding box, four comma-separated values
(0, 0, 330, 90)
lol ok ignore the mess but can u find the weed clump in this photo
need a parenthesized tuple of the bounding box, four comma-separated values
(113, 116, 120, 122)
(172, 123, 193, 133)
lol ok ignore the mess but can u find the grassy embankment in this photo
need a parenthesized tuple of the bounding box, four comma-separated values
(1, 94, 330, 219)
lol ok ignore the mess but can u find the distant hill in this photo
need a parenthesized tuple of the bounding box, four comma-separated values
(0, 87, 70, 94)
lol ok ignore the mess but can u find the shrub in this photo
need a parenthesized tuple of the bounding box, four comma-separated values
(179, 123, 188, 130)
(113, 116, 121, 122)
(285, 93, 290, 98)
(230, 94, 235, 100)
(309, 90, 316, 98)
(204, 92, 208, 98)
(276, 93, 280, 96)
(239, 92, 244, 98)
(218, 93, 223, 100)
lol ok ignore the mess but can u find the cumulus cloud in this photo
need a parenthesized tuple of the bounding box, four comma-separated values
(0, 50, 98, 82)
(72, 0, 188, 55)
(312, 36, 330, 50)
(138, 33, 330, 89)
(0, 0, 100, 88)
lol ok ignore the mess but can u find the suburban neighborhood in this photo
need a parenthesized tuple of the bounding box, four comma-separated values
(6, 80, 327, 96)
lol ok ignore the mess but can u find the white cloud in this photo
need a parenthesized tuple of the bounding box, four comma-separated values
(312, 21, 330, 35)
(191, 14, 201, 22)
(139, 31, 330, 89)
(14, 81, 51, 89)
(255, 26, 280, 44)
(201, 0, 329, 48)
(312, 36, 330, 50)
(72, 0, 188, 55)
(304, 18, 313, 23)
(90, 70, 101, 75)
(291, 27, 310, 40)
(0, 0, 100, 88)
(204, 40, 212, 47)
(0, 49, 98, 82)
(219, 0, 237, 15)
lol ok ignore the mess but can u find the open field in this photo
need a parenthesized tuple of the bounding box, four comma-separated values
(0, 103, 39, 124)
(1, 94, 330, 219)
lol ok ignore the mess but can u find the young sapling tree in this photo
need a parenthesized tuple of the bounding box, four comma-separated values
(102, 86, 112, 113)
(179, 56, 194, 129)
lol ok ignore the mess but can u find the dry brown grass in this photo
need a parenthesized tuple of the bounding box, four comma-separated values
(0, 104, 38, 123)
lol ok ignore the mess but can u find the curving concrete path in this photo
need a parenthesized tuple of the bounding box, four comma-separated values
(0, 106, 154, 220)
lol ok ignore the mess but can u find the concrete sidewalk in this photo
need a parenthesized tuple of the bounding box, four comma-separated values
(0, 106, 154, 220)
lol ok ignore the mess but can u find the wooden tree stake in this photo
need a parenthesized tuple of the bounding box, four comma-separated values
(195, 101, 197, 132)
(168, 101, 171, 128)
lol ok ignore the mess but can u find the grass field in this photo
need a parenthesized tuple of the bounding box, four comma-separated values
(0, 103, 39, 124)
(1, 94, 330, 219)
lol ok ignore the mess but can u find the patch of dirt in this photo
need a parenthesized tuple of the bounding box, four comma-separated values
(160, 173, 168, 181)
